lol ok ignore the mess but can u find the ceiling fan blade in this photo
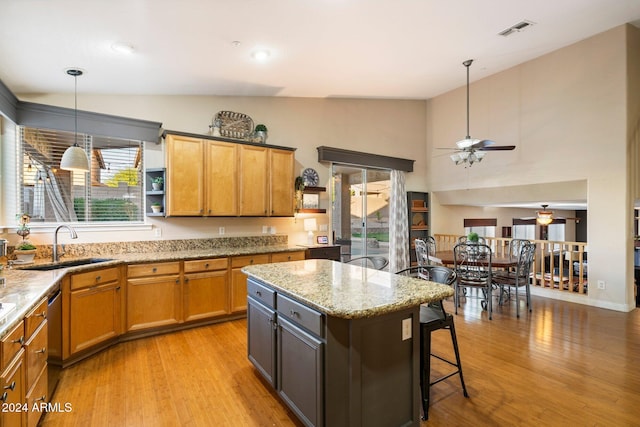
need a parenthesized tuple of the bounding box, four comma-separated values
(479, 145, 516, 151)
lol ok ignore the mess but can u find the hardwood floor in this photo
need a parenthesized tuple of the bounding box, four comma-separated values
(40, 296, 640, 426)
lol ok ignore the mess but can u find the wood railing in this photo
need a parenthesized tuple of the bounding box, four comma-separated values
(433, 234, 588, 295)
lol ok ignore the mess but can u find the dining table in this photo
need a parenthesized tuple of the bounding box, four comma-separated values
(431, 251, 517, 269)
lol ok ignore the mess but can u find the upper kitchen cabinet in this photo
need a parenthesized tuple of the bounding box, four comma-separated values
(166, 134, 204, 216)
(163, 130, 295, 217)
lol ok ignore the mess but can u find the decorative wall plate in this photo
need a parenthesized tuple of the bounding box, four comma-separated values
(214, 111, 254, 139)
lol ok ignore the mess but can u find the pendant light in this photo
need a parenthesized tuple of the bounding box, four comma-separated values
(60, 68, 90, 172)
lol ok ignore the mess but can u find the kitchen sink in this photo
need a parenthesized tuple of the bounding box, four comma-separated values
(20, 258, 114, 271)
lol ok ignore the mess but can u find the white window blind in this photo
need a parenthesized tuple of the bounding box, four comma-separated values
(19, 126, 144, 224)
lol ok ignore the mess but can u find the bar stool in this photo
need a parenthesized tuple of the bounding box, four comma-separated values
(396, 265, 469, 420)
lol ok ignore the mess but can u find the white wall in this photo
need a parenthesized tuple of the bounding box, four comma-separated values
(426, 25, 639, 311)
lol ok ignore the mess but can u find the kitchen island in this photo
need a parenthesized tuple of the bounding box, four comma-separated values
(242, 259, 454, 427)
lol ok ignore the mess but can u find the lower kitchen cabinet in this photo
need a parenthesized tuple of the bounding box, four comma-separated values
(230, 254, 271, 313)
(126, 262, 181, 332)
(0, 348, 26, 427)
(183, 258, 230, 322)
(64, 267, 122, 359)
(24, 299, 48, 427)
(247, 298, 276, 387)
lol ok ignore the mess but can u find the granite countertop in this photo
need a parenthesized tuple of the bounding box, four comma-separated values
(242, 259, 454, 319)
(0, 242, 305, 340)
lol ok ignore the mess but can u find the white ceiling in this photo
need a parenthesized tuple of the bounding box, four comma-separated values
(1, 0, 640, 99)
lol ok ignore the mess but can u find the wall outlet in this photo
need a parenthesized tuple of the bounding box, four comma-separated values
(219, 227, 225, 235)
(262, 225, 268, 234)
(319, 224, 328, 232)
(154, 227, 162, 237)
(269, 226, 276, 234)
(597, 280, 605, 290)
(402, 318, 412, 341)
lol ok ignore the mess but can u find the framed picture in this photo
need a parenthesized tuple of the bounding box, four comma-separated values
(302, 193, 319, 209)
(316, 235, 329, 245)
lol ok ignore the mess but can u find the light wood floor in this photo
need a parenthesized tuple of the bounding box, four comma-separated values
(40, 295, 640, 426)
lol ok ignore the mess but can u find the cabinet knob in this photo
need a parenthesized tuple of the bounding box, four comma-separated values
(1, 392, 7, 402)
(35, 395, 46, 402)
(12, 336, 24, 345)
(152, 267, 158, 273)
(205, 263, 210, 269)
(3, 381, 15, 391)
(95, 275, 102, 282)
(289, 309, 299, 317)
(175, 279, 180, 284)
(35, 347, 46, 355)
(255, 290, 262, 297)
(184, 277, 189, 283)
(36, 311, 47, 318)
(249, 259, 254, 264)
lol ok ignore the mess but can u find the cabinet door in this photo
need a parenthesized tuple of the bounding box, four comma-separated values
(247, 298, 277, 387)
(183, 271, 229, 322)
(126, 275, 181, 331)
(69, 283, 121, 355)
(205, 140, 238, 216)
(0, 349, 26, 427)
(277, 316, 324, 427)
(239, 145, 269, 216)
(230, 254, 270, 313)
(269, 149, 294, 216)
(166, 134, 204, 216)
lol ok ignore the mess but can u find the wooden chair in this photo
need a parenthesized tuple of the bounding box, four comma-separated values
(395, 265, 469, 420)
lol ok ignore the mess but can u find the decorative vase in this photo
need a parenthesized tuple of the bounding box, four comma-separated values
(14, 249, 36, 263)
(151, 205, 162, 213)
(255, 130, 268, 143)
(152, 183, 163, 191)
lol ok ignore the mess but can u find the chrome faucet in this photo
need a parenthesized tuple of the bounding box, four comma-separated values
(53, 225, 78, 262)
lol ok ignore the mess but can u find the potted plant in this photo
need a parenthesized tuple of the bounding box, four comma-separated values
(254, 124, 268, 143)
(152, 176, 164, 191)
(467, 232, 479, 243)
(294, 176, 305, 211)
(151, 202, 162, 213)
(14, 241, 37, 263)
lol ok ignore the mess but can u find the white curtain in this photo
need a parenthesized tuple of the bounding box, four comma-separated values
(389, 170, 408, 273)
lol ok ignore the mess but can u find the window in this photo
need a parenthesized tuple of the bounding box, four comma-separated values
(548, 222, 565, 241)
(18, 126, 144, 224)
(512, 219, 535, 240)
(463, 218, 497, 238)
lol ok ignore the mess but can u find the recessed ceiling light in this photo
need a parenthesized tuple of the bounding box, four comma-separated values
(251, 49, 271, 61)
(111, 42, 135, 54)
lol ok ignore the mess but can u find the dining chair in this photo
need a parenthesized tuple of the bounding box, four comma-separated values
(507, 239, 530, 262)
(493, 242, 536, 317)
(344, 256, 389, 270)
(452, 242, 493, 319)
(395, 265, 469, 420)
(457, 235, 487, 245)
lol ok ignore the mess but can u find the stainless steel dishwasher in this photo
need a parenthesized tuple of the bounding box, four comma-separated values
(47, 287, 62, 398)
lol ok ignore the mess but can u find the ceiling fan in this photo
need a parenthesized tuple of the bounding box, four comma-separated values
(519, 204, 581, 225)
(439, 59, 516, 166)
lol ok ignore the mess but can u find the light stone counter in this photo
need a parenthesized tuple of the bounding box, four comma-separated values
(242, 259, 454, 319)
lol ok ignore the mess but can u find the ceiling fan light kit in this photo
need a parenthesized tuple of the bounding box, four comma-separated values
(445, 59, 515, 167)
(536, 205, 554, 225)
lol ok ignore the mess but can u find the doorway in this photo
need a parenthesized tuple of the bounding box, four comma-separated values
(331, 165, 390, 263)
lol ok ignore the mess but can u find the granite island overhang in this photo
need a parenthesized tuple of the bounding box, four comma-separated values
(242, 259, 454, 427)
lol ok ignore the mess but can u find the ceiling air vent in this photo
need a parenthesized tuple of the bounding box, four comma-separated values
(498, 20, 535, 37)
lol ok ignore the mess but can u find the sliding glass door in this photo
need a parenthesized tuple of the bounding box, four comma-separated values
(331, 165, 390, 263)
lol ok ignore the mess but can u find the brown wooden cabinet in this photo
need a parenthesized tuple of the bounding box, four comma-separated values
(230, 254, 271, 313)
(183, 258, 230, 322)
(164, 131, 295, 217)
(305, 245, 341, 261)
(205, 141, 238, 216)
(126, 262, 181, 332)
(24, 299, 47, 427)
(269, 148, 295, 216)
(165, 134, 204, 216)
(1, 347, 26, 427)
(65, 267, 122, 358)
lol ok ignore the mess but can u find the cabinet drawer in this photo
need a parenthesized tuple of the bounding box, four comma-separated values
(306, 246, 341, 261)
(277, 294, 324, 338)
(25, 321, 47, 389)
(71, 267, 120, 290)
(26, 365, 47, 427)
(271, 251, 306, 263)
(127, 262, 180, 278)
(25, 298, 48, 341)
(184, 257, 228, 273)
(247, 279, 276, 309)
(1, 321, 24, 371)
(231, 254, 270, 269)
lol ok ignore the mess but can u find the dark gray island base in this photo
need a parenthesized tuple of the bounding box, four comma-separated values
(242, 259, 454, 427)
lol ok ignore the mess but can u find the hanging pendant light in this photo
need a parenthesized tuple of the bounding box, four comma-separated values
(536, 204, 554, 225)
(60, 68, 90, 172)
